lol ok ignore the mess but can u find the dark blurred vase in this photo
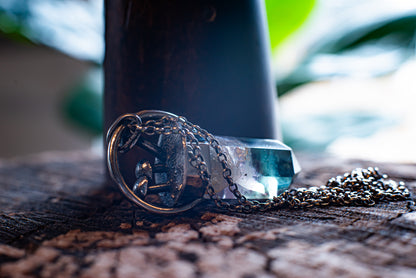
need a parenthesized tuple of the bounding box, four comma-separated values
(104, 0, 279, 183)
(104, 0, 279, 139)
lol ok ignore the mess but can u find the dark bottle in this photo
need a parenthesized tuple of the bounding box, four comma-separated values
(104, 0, 279, 139)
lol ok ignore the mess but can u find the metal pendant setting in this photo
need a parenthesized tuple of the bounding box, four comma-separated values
(106, 110, 300, 214)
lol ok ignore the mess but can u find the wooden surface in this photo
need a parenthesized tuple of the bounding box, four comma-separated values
(0, 151, 415, 277)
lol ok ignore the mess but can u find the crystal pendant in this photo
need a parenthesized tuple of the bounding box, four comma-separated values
(139, 134, 299, 203)
(182, 136, 300, 200)
(108, 110, 301, 213)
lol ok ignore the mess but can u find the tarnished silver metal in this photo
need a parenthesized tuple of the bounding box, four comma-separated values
(107, 110, 414, 214)
(107, 110, 202, 214)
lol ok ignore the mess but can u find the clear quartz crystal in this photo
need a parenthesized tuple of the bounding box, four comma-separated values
(184, 136, 300, 200)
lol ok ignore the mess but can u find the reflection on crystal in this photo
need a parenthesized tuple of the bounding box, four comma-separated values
(182, 136, 300, 200)
(259, 176, 278, 198)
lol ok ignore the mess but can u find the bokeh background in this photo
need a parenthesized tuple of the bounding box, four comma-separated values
(0, 0, 415, 162)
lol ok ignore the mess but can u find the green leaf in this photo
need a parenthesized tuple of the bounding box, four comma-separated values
(0, 12, 31, 44)
(276, 13, 416, 96)
(265, 0, 316, 51)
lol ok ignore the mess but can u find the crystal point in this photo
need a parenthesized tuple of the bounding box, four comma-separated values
(154, 135, 300, 203)
(183, 136, 300, 200)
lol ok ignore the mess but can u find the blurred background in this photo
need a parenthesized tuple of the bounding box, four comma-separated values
(0, 0, 415, 162)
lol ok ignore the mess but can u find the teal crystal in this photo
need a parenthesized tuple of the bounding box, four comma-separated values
(183, 136, 300, 200)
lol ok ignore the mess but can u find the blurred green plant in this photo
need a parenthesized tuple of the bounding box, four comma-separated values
(0, 12, 31, 43)
(265, 0, 316, 51)
(277, 13, 416, 95)
(0, 0, 103, 62)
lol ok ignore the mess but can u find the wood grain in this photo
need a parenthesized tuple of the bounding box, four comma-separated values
(0, 151, 415, 277)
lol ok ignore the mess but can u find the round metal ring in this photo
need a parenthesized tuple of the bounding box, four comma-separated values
(106, 113, 142, 143)
(107, 110, 202, 214)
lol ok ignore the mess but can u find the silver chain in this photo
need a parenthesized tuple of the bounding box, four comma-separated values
(117, 114, 414, 213)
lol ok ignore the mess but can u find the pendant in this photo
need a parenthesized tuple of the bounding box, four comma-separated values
(107, 110, 300, 214)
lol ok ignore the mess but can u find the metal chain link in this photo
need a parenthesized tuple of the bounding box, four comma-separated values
(116, 114, 415, 213)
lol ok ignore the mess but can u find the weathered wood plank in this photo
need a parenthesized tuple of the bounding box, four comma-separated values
(0, 151, 415, 277)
